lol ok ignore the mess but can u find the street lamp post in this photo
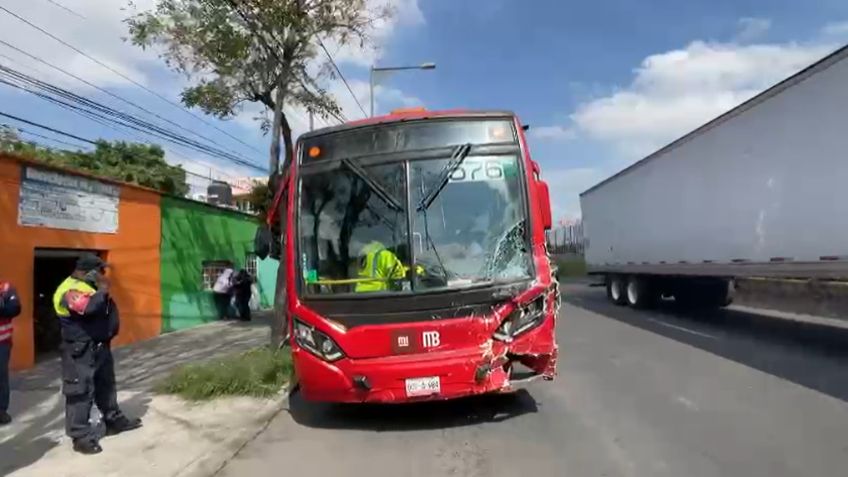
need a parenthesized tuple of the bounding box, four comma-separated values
(370, 62, 436, 117)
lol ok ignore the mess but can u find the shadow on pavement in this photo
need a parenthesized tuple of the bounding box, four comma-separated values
(566, 286, 848, 402)
(0, 396, 62, 476)
(1, 314, 270, 476)
(288, 388, 538, 431)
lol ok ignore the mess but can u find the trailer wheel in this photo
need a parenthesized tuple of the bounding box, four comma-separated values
(607, 276, 627, 306)
(708, 279, 734, 308)
(625, 276, 657, 309)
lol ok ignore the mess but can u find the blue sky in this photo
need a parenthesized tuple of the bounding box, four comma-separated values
(1, 0, 848, 217)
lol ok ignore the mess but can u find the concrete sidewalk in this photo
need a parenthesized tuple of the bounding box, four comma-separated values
(0, 313, 286, 477)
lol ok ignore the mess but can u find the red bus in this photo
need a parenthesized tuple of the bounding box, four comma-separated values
(268, 109, 559, 403)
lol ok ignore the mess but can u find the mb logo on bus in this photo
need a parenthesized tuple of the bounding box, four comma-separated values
(422, 331, 440, 348)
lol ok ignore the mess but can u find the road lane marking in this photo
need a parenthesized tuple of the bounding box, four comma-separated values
(647, 318, 716, 339)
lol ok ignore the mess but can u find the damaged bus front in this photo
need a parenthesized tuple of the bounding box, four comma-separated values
(281, 110, 558, 403)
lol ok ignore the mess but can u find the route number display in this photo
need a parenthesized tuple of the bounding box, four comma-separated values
(449, 159, 506, 183)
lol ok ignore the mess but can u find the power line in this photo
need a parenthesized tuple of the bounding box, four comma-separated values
(26, 102, 243, 184)
(316, 37, 367, 119)
(0, 111, 97, 144)
(0, 64, 267, 171)
(1, 112, 236, 184)
(16, 126, 92, 149)
(0, 76, 238, 164)
(0, 78, 242, 182)
(0, 38, 256, 162)
(0, 5, 264, 156)
(0, 51, 43, 77)
(41, 0, 86, 19)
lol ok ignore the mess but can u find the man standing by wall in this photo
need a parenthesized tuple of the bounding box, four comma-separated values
(212, 266, 234, 320)
(231, 269, 253, 321)
(54, 254, 141, 454)
(0, 280, 21, 425)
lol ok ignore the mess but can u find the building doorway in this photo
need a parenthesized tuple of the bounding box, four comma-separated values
(32, 249, 101, 360)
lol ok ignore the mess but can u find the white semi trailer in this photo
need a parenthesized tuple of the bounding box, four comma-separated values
(580, 44, 848, 309)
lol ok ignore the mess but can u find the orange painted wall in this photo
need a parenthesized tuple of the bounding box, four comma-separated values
(0, 155, 162, 370)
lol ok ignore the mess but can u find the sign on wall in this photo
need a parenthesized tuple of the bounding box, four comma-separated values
(18, 166, 120, 234)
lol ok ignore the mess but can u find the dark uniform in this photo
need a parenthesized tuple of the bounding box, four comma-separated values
(231, 269, 253, 321)
(0, 281, 21, 425)
(54, 254, 140, 454)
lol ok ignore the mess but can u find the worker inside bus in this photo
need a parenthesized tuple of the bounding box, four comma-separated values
(353, 241, 431, 292)
(354, 241, 407, 292)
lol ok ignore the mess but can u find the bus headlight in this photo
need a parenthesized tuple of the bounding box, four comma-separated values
(294, 319, 344, 362)
(493, 294, 546, 342)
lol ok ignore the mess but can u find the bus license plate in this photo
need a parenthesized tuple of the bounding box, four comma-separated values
(405, 376, 440, 397)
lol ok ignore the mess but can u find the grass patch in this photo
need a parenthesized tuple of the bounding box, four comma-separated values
(157, 347, 292, 401)
(555, 256, 587, 278)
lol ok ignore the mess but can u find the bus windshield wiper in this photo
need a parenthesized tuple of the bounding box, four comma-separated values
(341, 158, 402, 211)
(417, 143, 472, 211)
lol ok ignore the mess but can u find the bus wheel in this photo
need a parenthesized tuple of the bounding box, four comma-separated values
(607, 275, 627, 306)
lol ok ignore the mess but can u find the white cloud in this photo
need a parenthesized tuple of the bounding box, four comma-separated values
(570, 39, 836, 159)
(735, 17, 772, 43)
(0, 0, 160, 90)
(327, 0, 425, 67)
(0, 0, 423, 109)
(529, 125, 576, 141)
(209, 0, 425, 137)
(535, 25, 843, 219)
(0, 0, 424, 88)
(541, 167, 607, 220)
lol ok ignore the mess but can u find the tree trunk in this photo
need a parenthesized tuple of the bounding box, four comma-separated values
(268, 96, 283, 174)
(269, 80, 290, 348)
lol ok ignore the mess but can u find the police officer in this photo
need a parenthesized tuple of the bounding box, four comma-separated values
(0, 280, 21, 425)
(54, 254, 141, 454)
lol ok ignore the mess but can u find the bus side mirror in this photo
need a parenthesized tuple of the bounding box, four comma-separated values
(254, 225, 272, 260)
(537, 181, 552, 230)
(254, 224, 281, 261)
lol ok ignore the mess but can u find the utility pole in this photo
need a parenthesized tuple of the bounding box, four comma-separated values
(309, 111, 314, 131)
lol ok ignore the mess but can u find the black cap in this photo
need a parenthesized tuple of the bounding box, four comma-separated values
(75, 254, 107, 273)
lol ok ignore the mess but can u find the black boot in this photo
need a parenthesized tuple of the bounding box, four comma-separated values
(0, 411, 11, 425)
(73, 438, 103, 455)
(105, 416, 142, 436)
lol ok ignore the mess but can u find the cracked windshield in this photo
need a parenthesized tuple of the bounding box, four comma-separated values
(299, 123, 530, 295)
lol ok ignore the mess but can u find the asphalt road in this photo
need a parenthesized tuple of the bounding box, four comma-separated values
(218, 282, 848, 477)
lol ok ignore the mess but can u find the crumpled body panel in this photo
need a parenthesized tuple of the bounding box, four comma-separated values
(293, 282, 559, 404)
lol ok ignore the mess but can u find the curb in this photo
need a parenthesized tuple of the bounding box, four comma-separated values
(176, 389, 289, 477)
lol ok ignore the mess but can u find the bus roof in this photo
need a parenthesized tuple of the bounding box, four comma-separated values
(298, 109, 518, 141)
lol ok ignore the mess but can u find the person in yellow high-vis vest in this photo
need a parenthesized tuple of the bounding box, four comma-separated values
(354, 241, 409, 292)
(54, 254, 141, 455)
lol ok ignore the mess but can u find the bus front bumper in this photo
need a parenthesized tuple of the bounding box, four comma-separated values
(292, 342, 557, 403)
